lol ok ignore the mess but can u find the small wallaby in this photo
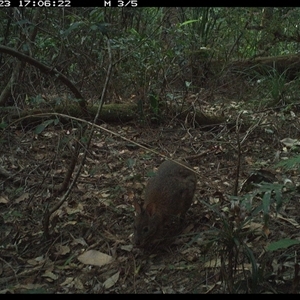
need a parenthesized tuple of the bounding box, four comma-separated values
(133, 160, 196, 247)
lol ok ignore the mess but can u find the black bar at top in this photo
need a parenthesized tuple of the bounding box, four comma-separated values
(4, 0, 211, 7)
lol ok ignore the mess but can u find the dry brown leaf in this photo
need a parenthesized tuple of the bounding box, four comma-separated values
(77, 250, 113, 267)
(15, 192, 29, 203)
(73, 277, 84, 290)
(71, 237, 88, 246)
(61, 221, 77, 228)
(101, 192, 111, 198)
(60, 277, 74, 287)
(42, 271, 59, 281)
(204, 258, 222, 268)
(55, 244, 70, 256)
(65, 203, 83, 215)
(60, 277, 84, 290)
(120, 244, 133, 252)
(103, 271, 120, 289)
(280, 138, 300, 147)
(209, 196, 220, 204)
(243, 222, 263, 234)
(11, 283, 46, 292)
(276, 213, 300, 228)
(0, 194, 9, 204)
(35, 153, 45, 160)
(27, 256, 46, 266)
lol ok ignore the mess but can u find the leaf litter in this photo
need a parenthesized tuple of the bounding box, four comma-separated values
(1, 101, 300, 293)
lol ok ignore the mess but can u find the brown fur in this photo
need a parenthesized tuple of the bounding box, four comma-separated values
(133, 160, 196, 247)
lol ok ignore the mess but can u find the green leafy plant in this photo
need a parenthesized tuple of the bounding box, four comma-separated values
(267, 238, 300, 251)
(34, 119, 59, 134)
(276, 154, 300, 171)
(252, 67, 289, 107)
(148, 91, 161, 122)
(200, 175, 292, 293)
(200, 199, 263, 293)
(268, 69, 288, 103)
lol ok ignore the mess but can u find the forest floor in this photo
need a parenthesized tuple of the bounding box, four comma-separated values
(1, 88, 300, 294)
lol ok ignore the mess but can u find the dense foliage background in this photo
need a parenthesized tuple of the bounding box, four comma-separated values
(1, 7, 300, 109)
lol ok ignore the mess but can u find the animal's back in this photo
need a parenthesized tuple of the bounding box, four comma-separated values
(144, 160, 196, 219)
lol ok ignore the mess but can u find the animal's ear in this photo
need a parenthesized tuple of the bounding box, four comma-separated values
(133, 200, 142, 214)
(145, 202, 156, 217)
